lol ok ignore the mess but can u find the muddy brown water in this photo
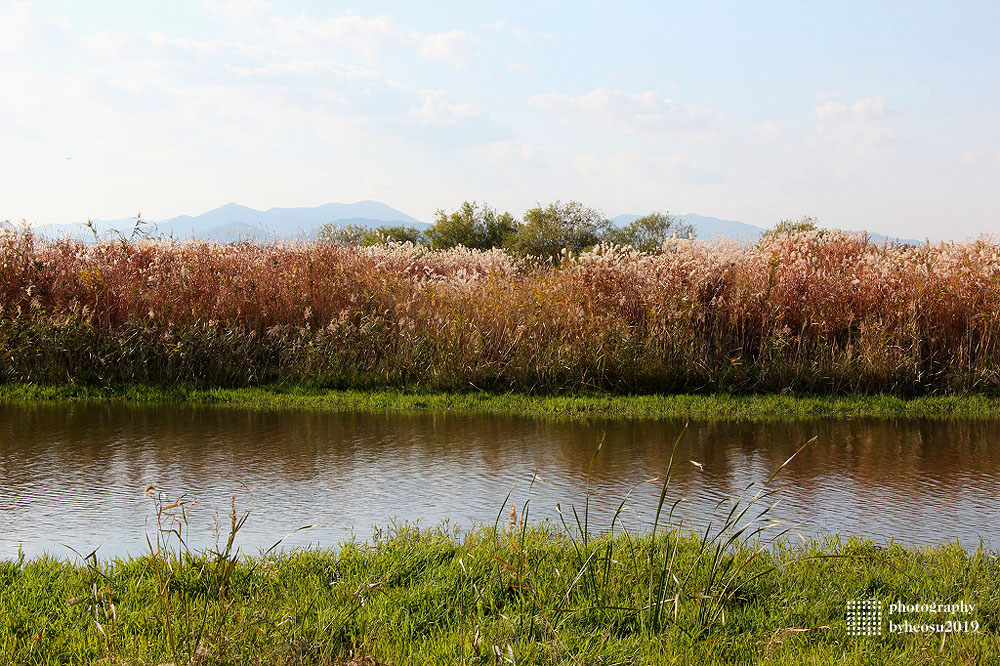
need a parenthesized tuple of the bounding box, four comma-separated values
(1, 402, 998, 558)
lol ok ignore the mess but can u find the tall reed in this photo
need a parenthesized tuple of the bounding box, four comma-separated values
(2, 227, 999, 394)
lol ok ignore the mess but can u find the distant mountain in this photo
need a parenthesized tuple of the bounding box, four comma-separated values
(39, 201, 427, 241)
(612, 213, 765, 243)
(862, 231, 922, 246)
(35, 201, 920, 246)
(612, 213, 920, 245)
(613, 213, 764, 244)
(158, 201, 426, 240)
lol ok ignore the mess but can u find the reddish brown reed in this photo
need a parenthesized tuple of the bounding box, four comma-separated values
(1, 228, 998, 394)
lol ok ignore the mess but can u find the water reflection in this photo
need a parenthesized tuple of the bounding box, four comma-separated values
(1, 403, 998, 558)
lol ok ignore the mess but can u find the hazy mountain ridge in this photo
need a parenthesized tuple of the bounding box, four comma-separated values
(611, 213, 765, 244)
(36, 202, 919, 245)
(39, 201, 427, 241)
(612, 213, 920, 245)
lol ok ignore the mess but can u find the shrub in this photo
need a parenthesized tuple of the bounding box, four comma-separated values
(425, 201, 518, 250)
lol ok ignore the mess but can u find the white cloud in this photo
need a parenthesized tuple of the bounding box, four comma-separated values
(488, 19, 551, 44)
(269, 14, 478, 69)
(10, 7, 984, 241)
(0, 7, 500, 201)
(0, 1, 32, 53)
(801, 96, 899, 179)
(82, 29, 271, 63)
(202, 0, 271, 22)
(270, 13, 398, 59)
(505, 60, 534, 73)
(414, 30, 478, 69)
(814, 96, 887, 121)
(576, 151, 687, 179)
(755, 121, 781, 142)
(224, 58, 374, 81)
(479, 140, 551, 168)
(401, 86, 478, 124)
(574, 151, 725, 189)
(531, 88, 723, 137)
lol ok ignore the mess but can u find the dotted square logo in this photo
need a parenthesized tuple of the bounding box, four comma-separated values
(847, 599, 883, 636)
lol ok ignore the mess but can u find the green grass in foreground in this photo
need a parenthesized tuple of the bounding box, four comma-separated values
(2, 383, 1000, 420)
(2, 526, 998, 665)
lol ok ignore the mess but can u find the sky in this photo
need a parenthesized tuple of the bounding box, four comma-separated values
(1, 0, 999, 239)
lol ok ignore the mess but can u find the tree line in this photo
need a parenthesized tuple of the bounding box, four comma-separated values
(318, 200, 696, 259)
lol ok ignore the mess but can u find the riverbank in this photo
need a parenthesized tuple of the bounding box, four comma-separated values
(3, 526, 997, 664)
(3, 383, 1000, 420)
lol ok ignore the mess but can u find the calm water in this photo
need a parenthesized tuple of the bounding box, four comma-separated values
(1, 403, 999, 559)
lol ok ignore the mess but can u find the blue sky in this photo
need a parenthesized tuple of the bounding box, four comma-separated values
(2, 0, 998, 239)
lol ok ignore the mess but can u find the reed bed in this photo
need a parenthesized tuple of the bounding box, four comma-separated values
(2, 228, 999, 394)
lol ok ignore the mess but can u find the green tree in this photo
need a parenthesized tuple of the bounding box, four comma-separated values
(508, 201, 612, 260)
(370, 225, 424, 245)
(317, 223, 424, 246)
(425, 201, 518, 250)
(603, 212, 695, 252)
(762, 216, 820, 238)
(317, 223, 368, 245)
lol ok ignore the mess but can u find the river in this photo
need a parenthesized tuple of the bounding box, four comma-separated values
(2, 403, 998, 558)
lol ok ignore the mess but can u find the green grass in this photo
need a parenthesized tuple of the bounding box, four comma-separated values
(2, 527, 998, 665)
(2, 383, 1000, 421)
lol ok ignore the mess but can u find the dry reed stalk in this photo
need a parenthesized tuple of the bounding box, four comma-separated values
(1, 228, 998, 394)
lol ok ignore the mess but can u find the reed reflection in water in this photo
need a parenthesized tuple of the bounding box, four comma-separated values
(1, 403, 999, 558)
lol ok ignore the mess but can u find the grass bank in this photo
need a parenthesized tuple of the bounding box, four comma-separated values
(3, 383, 1000, 420)
(3, 526, 998, 665)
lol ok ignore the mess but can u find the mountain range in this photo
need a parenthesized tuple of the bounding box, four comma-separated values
(613, 214, 918, 245)
(35, 201, 920, 245)
(40, 201, 424, 242)
(611, 213, 766, 244)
